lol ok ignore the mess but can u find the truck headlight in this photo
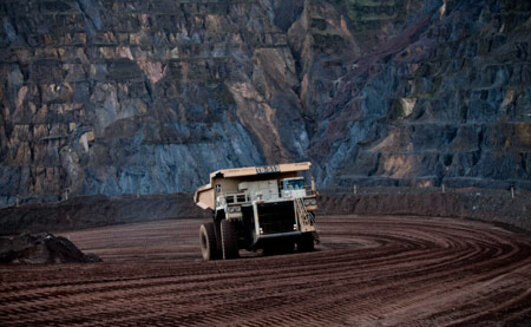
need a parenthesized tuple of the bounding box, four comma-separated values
(310, 199, 317, 205)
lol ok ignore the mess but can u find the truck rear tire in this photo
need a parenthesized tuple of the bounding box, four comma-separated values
(297, 233, 315, 252)
(221, 220, 239, 259)
(199, 223, 219, 260)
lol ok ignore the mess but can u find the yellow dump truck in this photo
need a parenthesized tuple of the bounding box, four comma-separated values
(194, 162, 318, 260)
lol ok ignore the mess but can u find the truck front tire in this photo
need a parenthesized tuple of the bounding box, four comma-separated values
(221, 220, 239, 259)
(199, 222, 219, 260)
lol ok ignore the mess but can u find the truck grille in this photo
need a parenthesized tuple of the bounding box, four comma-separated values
(257, 201, 296, 234)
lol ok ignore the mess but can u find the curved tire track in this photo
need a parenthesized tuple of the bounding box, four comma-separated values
(1, 216, 530, 326)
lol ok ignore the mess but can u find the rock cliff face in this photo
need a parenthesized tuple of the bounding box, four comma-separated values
(0, 0, 529, 206)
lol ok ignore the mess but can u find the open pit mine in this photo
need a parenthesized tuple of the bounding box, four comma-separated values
(0, 0, 530, 326)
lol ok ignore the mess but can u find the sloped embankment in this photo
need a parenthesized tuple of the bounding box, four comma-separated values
(1, 188, 529, 235)
(0, 193, 209, 235)
(317, 188, 531, 232)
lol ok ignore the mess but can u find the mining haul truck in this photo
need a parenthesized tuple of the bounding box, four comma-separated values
(194, 162, 318, 260)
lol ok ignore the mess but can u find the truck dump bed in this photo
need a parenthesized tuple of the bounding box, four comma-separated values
(194, 162, 311, 210)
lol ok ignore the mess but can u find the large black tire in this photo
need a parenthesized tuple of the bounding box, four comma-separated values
(199, 222, 219, 260)
(220, 220, 239, 259)
(297, 233, 315, 252)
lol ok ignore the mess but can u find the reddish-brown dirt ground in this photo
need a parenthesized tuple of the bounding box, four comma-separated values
(1, 215, 530, 326)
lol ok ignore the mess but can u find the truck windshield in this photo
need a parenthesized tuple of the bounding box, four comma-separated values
(285, 179, 304, 190)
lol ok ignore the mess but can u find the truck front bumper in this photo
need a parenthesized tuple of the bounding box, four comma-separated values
(256, 231, 302, 240)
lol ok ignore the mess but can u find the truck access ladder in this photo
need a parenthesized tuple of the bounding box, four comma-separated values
(294, 197, 315, 227)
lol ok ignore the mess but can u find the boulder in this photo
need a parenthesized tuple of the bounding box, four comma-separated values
(0, 233, 101, 264)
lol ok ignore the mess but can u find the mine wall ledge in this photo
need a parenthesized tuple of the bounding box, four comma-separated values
(0, 187, 529, 235)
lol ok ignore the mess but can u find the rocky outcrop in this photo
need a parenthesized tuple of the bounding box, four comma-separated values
(0, 0, 529, 207)
(0, 233, 101, 264)
(294, 0, 530, 191)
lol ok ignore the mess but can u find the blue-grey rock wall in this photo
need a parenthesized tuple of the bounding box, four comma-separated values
(0, 0, 529, 207)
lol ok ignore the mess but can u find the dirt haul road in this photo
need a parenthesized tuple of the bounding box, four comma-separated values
(1, 215, 530, 326)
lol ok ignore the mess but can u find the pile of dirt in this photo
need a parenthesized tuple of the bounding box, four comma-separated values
(0, 233, 101, 264)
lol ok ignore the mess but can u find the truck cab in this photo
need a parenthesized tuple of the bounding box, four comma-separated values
(194, 162, 318, 260)
(280, 177, 307, 198)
